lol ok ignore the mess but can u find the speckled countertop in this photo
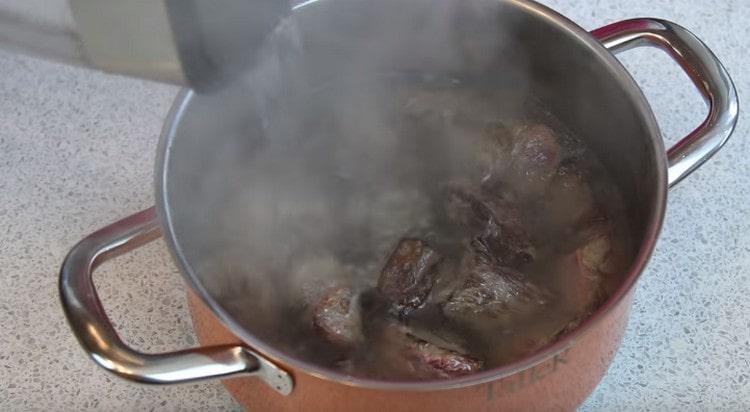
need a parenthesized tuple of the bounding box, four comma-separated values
(1, 0, 748, 410)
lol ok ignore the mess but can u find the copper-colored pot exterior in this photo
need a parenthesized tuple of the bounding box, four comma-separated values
(188, 290, 633, 411)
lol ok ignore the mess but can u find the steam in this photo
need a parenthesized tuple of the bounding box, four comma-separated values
(193, 0, 534, 321)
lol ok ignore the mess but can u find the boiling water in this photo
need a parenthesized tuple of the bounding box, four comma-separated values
(232, 73, 635, 380)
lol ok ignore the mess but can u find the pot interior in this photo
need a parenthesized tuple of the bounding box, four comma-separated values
(158, 0, 665, 387)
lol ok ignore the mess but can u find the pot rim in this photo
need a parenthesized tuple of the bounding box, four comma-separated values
(154, 0, 667, 391)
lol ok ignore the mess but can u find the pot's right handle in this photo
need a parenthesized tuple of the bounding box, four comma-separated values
(59, 207, 293, 395)
(592, 19, 739, 188)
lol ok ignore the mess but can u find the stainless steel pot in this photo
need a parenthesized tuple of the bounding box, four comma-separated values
(59, 0, 738, 410)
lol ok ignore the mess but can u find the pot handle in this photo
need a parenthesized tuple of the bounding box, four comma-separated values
(592, 18, 739, 188)
(58, 207, 293, 395)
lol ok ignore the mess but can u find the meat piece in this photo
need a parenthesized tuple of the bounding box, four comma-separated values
(443, 263, 550, 326)
(445, 186, 488, 229)
(445, 187, 514, 230)
(405, 335, 483, 379)
(445, 188, 535, 267)
(577, 225, 617, 276)
(545, 161, 596, 231)
(378, 239, 442, 315)
(571, 224, 617, 315)
(474, 217, 535, 268)
(378, 323, 483, 379)
(508, 124, 561, 197)
(312, 286, 364, 347)
(515, 224, 619, 349)
(571, 262, 607, 317)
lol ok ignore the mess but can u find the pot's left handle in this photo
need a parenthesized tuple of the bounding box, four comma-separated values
(59, 207, 293, 395)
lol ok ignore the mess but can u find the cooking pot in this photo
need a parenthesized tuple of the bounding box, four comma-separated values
(59, 0, 738, 410)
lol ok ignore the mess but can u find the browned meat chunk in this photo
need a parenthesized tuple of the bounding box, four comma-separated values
(508, 124, 561, 197)
(444, 186, 489, 229)
(404, 335, 483, 379)
(312, 286, 364, 347)
(377, 323, 483, 379)
(443, 263, 549, 326)
(474, 217, 535, 268)
(378, 239, 442, 315)
(446, 188, 535, 267)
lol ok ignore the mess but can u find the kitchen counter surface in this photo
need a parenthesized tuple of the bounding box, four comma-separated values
(1, 0, 747, 410)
